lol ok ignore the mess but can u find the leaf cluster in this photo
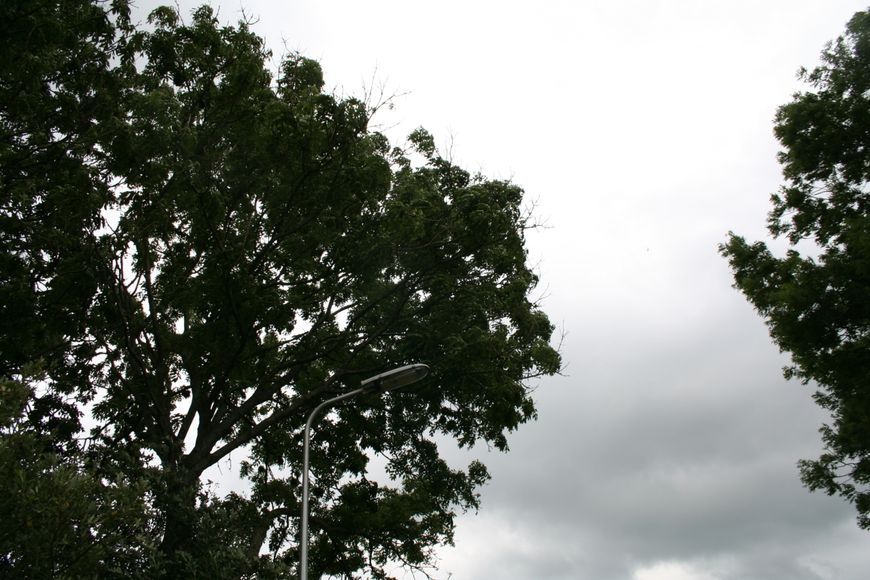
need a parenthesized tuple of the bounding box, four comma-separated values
(0, 377, 155, 579)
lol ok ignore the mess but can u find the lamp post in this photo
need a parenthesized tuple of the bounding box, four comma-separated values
(299, 364, 430, 580)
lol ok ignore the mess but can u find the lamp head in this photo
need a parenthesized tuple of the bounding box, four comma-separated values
(360, 364, 430, 394)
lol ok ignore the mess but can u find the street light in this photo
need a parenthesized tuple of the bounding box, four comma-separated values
(299, 364, 430, 580)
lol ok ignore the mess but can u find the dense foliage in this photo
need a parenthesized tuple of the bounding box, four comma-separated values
(722, 9, 870, 530)
(0, 1, 560, 577)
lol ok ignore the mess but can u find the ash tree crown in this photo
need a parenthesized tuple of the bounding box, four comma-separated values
(0, 1, 561, 578)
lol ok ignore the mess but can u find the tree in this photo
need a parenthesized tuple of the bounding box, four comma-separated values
(721, 9, 870, 530)
(0, 1, 561, 577)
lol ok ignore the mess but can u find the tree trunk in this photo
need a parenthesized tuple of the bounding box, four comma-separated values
(157, 467, 200, 574)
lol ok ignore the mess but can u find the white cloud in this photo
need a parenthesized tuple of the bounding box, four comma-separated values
(633, 561, 721, 580)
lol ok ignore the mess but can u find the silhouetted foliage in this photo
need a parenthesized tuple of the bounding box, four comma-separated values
(0, 1, 560, 577)
(722, 9, 870, 530)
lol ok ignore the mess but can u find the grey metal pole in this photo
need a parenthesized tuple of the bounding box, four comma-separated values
(300, 388, 362, 580)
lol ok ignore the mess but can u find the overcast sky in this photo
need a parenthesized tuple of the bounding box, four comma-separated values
(149, 1, 870, 578)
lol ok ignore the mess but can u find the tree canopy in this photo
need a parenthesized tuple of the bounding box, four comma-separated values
(722, 9, 870, 530)
(0, 1, 561, 577)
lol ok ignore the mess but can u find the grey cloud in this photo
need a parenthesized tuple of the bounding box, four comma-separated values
(436, 290, 867, 578)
